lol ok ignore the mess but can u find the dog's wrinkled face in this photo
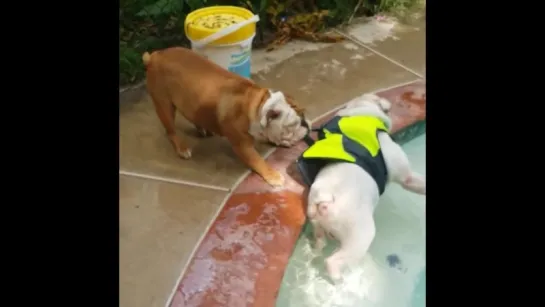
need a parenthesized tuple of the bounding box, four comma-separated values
(342, 93, 392, 114)
(258, 91, 309, 147)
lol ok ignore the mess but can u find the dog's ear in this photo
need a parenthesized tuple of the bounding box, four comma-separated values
(260, 91, 286, 127)
(259, 108, 281, 127)
(285, 94, 305, 117)
(377, 98, 392, 112)
(266, 109, 281, 124)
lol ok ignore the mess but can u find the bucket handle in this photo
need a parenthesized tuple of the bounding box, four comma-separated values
(191, 14, 260, 49)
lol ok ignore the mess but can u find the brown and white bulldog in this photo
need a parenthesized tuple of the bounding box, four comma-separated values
(142, 47, 310, 187)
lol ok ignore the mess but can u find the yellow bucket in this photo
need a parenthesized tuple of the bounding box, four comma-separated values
(184, 6, 259, 78)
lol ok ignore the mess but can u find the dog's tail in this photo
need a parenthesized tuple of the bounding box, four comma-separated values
(142, 52, 152, 67)
(310, 192, 335, 217)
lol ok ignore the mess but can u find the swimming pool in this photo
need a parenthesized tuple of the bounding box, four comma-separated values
(276, 134, 426, 307)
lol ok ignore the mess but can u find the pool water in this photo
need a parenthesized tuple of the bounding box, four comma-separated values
(276, 134, 426, 307)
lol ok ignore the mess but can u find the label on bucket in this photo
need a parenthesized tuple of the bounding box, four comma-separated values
(191, 37, 253, 79)
(228, 47, 251, 78)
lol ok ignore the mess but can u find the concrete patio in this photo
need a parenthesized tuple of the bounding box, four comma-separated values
(119, 15, 425, 307)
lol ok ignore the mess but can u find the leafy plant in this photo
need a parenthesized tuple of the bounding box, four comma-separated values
(136, 0, 184, 17)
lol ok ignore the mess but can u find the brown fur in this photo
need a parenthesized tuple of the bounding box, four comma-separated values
(143, 47, 305, 186)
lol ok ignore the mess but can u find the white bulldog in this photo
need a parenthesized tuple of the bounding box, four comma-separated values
(306, 93, 426, 281)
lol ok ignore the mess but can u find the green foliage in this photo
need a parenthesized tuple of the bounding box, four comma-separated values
(119, 0, 422, 87)
(316, 0, 359, 24)
(120, 0, 190, 84)
(135, 0, 184, 17)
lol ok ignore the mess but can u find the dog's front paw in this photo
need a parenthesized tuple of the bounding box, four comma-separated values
(177, 148, 192, 159)
(263, 170, 285, 187)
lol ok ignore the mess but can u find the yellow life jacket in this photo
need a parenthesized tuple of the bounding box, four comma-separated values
(296, 115, 390, 194)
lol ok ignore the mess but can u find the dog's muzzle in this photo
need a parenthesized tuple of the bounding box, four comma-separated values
(268, 115, 314, 148)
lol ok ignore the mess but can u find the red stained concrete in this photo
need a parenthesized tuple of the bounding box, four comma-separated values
(170, 80, 426, 307)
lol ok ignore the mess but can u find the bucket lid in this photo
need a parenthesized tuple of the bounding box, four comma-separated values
(185, 6, 256, 46)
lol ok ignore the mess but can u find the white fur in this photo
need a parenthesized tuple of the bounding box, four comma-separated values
(248, 90, 310, 147)
(307, 93, 426, 282)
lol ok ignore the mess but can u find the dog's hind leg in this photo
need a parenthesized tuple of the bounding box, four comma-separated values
(325, 211, 376, 282)
(307, 190, 328, 250)
(309, 218, 327, 251)
(149, 92, 192, 159)
(378, 133, 425, 195)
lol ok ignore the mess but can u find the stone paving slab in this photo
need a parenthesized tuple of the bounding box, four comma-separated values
(119, 94, 273, 190)
(342, 16, 425, 77)
(120, 175, 227, 307)
(253, 42, 418, 120)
